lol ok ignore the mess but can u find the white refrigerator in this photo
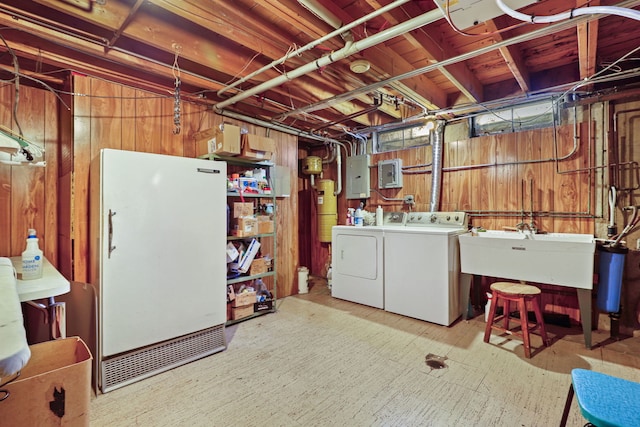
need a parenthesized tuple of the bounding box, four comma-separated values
(90, 149, 227, 392)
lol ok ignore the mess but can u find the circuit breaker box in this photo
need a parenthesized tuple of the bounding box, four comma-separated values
(378, 159, 403, 189)
(346, 154, 370, 199)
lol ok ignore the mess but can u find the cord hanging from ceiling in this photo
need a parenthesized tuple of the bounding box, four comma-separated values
(172, 44, 182, 135)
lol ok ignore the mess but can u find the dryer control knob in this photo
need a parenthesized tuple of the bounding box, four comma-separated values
(430, 214, 437, 223)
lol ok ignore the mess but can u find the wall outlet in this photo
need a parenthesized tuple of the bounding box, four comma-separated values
(403, 195, 415, 205)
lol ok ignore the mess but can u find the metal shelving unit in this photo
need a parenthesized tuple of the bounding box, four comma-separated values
(220, 155, 277, 326)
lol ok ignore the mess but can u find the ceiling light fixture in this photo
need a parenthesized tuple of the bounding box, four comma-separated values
(350, 59, 371, 74)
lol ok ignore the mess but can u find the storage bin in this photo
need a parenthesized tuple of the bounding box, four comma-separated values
(232, 291, 257, 308)
(231, 305, 254, 320)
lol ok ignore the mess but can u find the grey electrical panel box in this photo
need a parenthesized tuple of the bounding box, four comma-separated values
(346, 154, 370, 199)
(378, 159, 403, 189)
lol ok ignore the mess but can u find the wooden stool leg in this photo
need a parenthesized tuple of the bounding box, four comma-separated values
(484, 292, 500, 343)
(559, 383, 574, 427)
(519, 296, 531, 358)
(503, 298, 510, 330)
(532, 295, 549, 346)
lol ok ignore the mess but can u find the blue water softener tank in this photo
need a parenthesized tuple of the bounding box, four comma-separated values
(596, 245, 628, 313)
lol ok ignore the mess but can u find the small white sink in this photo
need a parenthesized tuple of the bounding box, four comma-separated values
(458, 230, 596, 289)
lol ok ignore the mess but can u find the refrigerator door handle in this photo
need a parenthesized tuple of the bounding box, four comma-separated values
(108, 209, 116, 258)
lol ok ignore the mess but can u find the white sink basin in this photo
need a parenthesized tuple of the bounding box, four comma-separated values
(458, 230, 596, 289)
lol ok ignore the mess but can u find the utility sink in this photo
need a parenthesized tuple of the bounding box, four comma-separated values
(458, 230, 596, 289)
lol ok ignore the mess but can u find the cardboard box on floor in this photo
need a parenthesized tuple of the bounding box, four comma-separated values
(195, 124, 241, 157)
(0, 337, 92, 426)
(239, 134, 275, 160)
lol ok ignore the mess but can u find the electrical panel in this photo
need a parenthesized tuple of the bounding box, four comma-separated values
(433, 0, 536, 30)
(378, 159, 403, 189)
(346, 154, 370, 199)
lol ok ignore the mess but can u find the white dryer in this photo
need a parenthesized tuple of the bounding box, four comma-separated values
(383, 212, 468, 326)
(331, 226, 384, 308)
(331, 212, 405, 309)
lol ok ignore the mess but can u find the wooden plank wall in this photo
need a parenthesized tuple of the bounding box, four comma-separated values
(2, 76, 637, 327)
(0, 75, 298, 300)
(0, 83, 59, 263)
(303, 120, 596, 324)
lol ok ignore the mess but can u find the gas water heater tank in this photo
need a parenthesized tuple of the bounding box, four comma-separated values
(302, 156, 322, 175)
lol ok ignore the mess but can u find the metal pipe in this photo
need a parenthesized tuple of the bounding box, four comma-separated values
(277, 0, 640, 120)
(429, 121, 444, 212)
(217, 108, 343, 144)
(217, 0, 413, 96)
(214, 8, 446, 111)
(334, 144, 342, 196)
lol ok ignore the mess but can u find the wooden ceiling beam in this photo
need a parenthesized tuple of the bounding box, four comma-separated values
(108, 0, 145, 48)
(576, 0, 600, 87)
(305, 0, 446, 109)
(485, 18, 530, 93)
(363, 0, 482, 104)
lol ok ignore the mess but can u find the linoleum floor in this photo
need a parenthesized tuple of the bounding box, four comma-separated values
(90, 278, 640, 426)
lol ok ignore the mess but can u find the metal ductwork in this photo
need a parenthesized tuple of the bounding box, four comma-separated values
(429, 120, 445, 212)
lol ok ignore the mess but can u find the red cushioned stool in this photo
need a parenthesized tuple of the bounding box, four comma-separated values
(483, 281, 549, 358)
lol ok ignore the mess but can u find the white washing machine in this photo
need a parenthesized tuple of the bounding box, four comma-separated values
(331, 212, 405, 309)
(383, 212, 468, 326)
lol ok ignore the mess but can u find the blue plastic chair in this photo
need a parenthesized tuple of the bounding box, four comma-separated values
(560, 368, 640, 427)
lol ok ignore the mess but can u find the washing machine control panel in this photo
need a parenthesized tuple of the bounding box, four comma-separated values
(405, 211, 467, 228)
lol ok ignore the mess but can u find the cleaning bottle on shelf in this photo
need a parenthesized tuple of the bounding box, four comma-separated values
(376, 205, 383, 226)
(354, 207, 364, 227)
(22, 228, 43, 280)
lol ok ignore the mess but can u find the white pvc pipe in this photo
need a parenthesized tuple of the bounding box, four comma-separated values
(217, 0, 412, 97)
(299, 0, 342, 29)
(214, 8, 445, 111)
(496, 0, 640, 23)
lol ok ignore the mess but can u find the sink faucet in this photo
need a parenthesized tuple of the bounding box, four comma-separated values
(516, 221, 537, 234)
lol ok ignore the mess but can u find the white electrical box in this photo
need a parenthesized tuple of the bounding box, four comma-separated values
(433, 0, 537, 30)
(346, 155, 370, 199)
(378, 159, 403, 189)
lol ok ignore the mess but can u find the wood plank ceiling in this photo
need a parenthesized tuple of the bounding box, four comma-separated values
(0, 0, 638, 142)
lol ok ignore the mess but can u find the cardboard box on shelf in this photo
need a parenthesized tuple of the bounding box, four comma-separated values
(233, 202, 253, 218)
(232, 291, 257, 308)
(231, 304, 254, 320)
(258, 220, 274, 234)
(229, 238, 261, 273)
(249, 257, 268, 276)
(195, 124, 241, 157)
(231, 217, 258, 237)
(0, 337, 92, 426)
(226, 242, 240, 263)
(239, 134, 275, 160)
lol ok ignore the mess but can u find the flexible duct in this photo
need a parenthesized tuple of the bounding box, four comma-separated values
(429, 120, 445, 212)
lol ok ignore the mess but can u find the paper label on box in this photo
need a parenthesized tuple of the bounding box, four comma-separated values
(208, 137, 216, 153)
